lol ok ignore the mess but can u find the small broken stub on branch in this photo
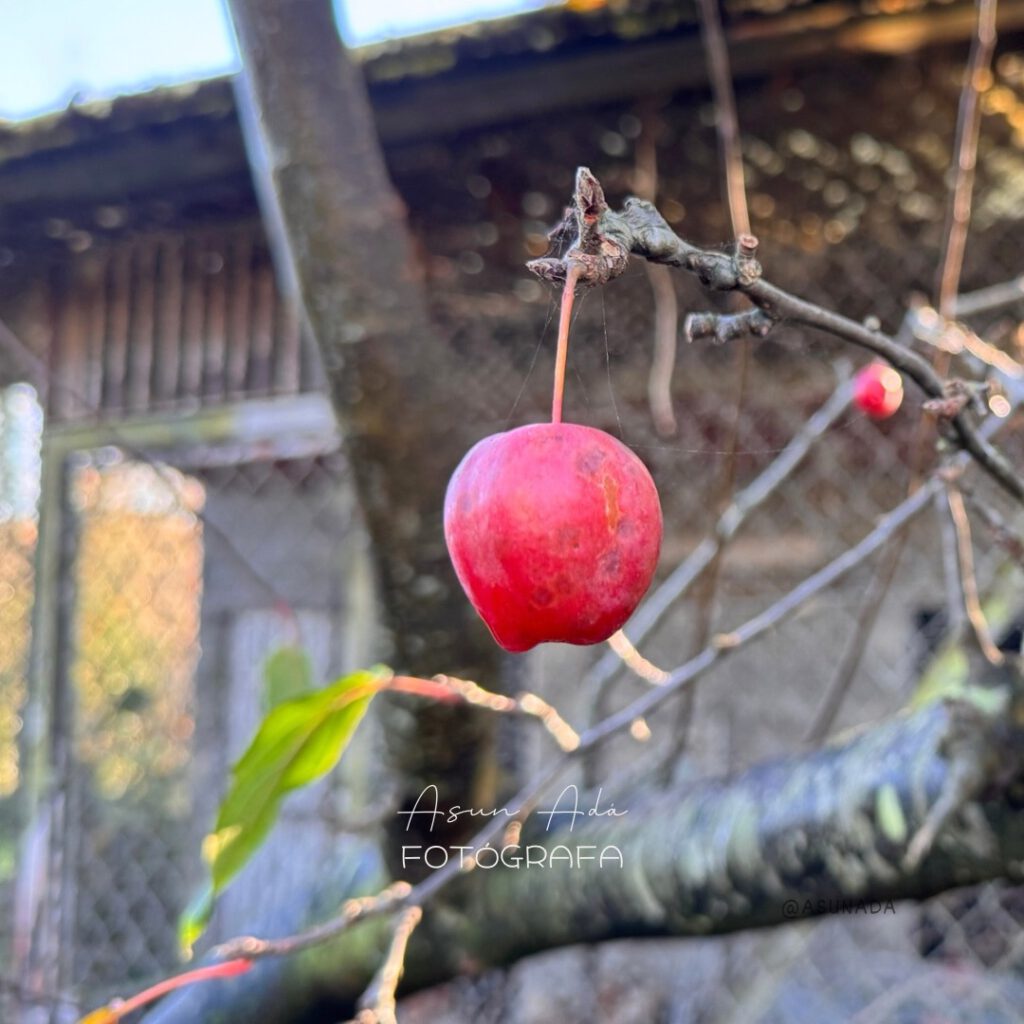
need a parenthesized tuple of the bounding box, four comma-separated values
(527, 167, 631, 288)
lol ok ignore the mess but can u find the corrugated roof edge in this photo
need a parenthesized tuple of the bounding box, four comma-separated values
(1, 0, 1015, 166)
(0, 0, 776, 162)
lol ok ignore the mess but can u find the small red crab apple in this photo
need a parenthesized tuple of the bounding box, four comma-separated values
(853, 362, 904, 419)
(445, 422, 662, 652)
(444, 266, 663, 652)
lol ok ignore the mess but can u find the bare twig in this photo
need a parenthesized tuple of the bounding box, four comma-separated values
(803, 535, 909, 744)
(935, 0, 999, 318)
(957, 479, 1024, 568)
(696, 0, 750, 237)
(938, 487, 970, 640)
(913, 306, 1024, 379)
(659, 332, 752, 781)
(953, 274, 1024, 318)
(605, 630, 669, 685)
(817, 6, 1007, 748)
(655, 0, 754, 778)
(214, 882, 414, 961)
(904, 700, 1004, 869)
(686, 308, 774, 343)
(351, 907, 423, 1024)
(634, 107, 680, 437)
(946, 485, 1005, 664)
(389, 675, 580, 753)
(646, 264, 680, 436)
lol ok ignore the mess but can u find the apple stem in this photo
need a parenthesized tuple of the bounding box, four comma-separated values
(552, 263, 582, 424)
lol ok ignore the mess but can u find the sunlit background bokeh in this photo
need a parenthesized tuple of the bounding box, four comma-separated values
(0, 0, 550, 120)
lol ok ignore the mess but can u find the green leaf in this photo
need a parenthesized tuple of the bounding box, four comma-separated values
(177, 882, 213, 958)
(262, 645, 314, 711)
(185, 666, 389, 950)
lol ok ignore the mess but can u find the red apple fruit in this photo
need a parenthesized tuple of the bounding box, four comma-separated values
(444, 423, 662, 652)
(853, 363, 904, 419)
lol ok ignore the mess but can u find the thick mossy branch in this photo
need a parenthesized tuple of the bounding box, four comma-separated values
(450, 694, 1024, 965)
(145, 694, 1024, 1022)
(529, 170, 1024, 504)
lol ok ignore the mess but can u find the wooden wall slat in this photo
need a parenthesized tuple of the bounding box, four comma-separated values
(247, 262, 275, 398)
(126, 238, 157, 413)
(178, 237, 205, 407)
(101, 247, 131, 413)
(51, 269, 85, 421)
(83, 249, 109, 415)
(43, 222, 318, 424)
(200, 237, 227, 404)
(151, 236, 185, 409)
(225, 232, 253, 400)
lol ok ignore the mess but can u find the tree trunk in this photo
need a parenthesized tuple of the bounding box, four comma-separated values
(225, 0, 507, 856)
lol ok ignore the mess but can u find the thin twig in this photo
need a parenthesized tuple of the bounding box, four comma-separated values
(351, 906, 423, 1024)
(946, 485, 1005, 664)
(659, 332, 751, 781)
(686, 308, 774, 343)
(214, 881, 413, 961)
(658, 0, 757, 779)
(389, 674, 580, 753)
(957, 479, 1024, 568)
(913, 306, 1024, 379)
(938, 488, 970, 641)
(645, 264, 680, 436)
(820, 4, 1006, 747)
(953, 274, 1024, 317)
(605, 630, 669, 685)
(696, 0, 750, 237)
(935, 0, 999, 318)
(634, 107, 680, 437)
(803, 534, 909, 744)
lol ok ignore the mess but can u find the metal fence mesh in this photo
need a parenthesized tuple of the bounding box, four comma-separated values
(65, 455, 203, 1001)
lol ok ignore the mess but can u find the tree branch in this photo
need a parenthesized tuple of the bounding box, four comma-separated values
(529, 173, 1024, 503)
(935, 0, 999, 318)
(143, 693, 1024, 1022)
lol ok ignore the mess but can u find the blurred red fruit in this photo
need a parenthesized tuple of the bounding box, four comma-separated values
(853, 363, 904, 419)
